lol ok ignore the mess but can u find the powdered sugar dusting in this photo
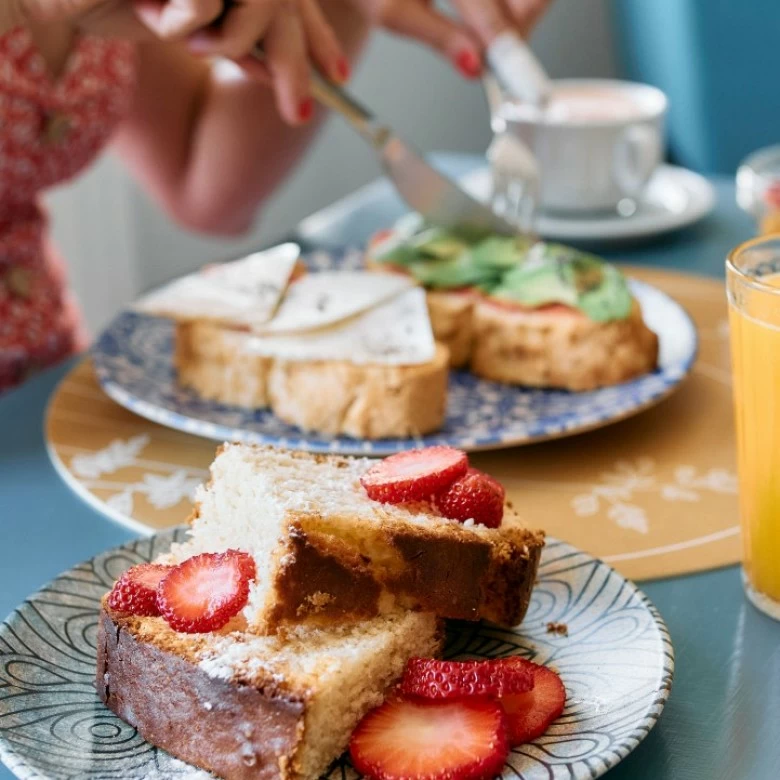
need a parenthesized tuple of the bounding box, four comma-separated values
(194, 612, 429, 686)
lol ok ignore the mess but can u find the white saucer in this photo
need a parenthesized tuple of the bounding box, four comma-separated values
(460, 164, 716, 243)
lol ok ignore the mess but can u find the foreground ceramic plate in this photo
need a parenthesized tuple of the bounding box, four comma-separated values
(92, 249, 697, 456)
(0, 529, 673, 780)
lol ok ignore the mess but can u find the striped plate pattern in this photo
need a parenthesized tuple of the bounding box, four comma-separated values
(0, 530, 673, 780)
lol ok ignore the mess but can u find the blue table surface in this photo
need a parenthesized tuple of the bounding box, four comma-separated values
(2, 153, 779, 780)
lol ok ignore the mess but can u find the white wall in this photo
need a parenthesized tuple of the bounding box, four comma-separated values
(46, 0, 619, 335)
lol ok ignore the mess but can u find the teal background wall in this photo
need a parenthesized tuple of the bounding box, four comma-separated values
(613, 0, 780, 174)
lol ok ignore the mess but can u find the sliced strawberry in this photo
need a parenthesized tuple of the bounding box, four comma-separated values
(156, 550, 251, 634)
(361, 447, 469, 504)
(475, 470, 506, 503)
(500, 660, 566, 746)
(436, 468, 505, 528)
(400, 657, 534, 700)
(106, 563, 172, 617)
(233, 550, 257, 583)
(350, 696, 508, 780)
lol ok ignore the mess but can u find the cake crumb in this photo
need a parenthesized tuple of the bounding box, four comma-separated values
(300, 592, 335, 614)
(546, 621, 568, 637)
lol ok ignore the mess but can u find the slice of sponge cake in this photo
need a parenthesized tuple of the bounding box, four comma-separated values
(169, 444, 544, 634)
(97, 605, 441, 780)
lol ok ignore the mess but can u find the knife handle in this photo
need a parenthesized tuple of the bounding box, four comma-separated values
(308, 70, 389, 148)
(245, 46, 388, 148)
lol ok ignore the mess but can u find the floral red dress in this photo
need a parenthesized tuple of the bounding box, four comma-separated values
(0, 27, 135, 392)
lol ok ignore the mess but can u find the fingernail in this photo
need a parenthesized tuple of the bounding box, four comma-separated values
(455, 49, 482, 79)
(298, 98, 314, 123)
(335, 56, 350, 83)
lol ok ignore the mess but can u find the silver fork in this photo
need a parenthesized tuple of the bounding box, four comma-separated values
(484, 74, 541, 236)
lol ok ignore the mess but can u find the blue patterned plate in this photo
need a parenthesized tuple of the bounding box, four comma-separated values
(92, 250, 697, 455)
(0, 529, 673, 780)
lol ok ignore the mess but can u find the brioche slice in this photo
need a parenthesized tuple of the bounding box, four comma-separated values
(470, 297, 659, 391)
(97, 605, 442, 780)
(175, 321, 449, 438)
(169, 444, 544, 635)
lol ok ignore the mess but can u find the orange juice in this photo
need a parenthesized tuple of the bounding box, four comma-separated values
(728, 237, 780, 618)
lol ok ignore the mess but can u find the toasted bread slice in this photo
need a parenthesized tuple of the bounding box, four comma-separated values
(169, 444, 544, 635)
(470, 297, 660, 391)
(97, 605, 442, 780)
(266, 344, 449, 438)
(424, 289, 475, 368)
(364, 255, 474, 369)
(176, 321, 272, 408)
(175, 321, 449, 438)
(366, 230, 660, 390)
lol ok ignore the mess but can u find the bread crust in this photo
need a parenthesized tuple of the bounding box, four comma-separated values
(97, 605, 444, 780)
(176, 321, 272, 408)
(425, 290, 475, 368)
(175, 323, 449, 438)
(96, 608, 306, 780)
(262, 515, 544, 632)
(470, 297, 660, 391)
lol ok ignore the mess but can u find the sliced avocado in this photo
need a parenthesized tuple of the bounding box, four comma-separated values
(410, 228, 469, 260)
(374, 217, 634, 321)
(409, 251, 502, 290)
(577, 264, 633, 321)
(469, 236, 533, 271)
(372, 239, 422, 267)
(567, 256, 606, 294)
(491, 262, 579, 308)
(491, 243, 633, 320)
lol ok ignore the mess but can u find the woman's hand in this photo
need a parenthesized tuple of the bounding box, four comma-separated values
(20, 0, 348, 125)
(352, 0, 552, 79)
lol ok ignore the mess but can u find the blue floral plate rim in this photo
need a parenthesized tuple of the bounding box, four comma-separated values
(91, 249, 698, 456)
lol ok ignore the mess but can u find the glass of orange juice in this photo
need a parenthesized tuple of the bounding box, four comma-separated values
(727, 235, 780, 619)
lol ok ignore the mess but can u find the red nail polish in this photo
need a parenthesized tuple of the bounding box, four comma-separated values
(298, 98, 314, 123)
(455, 49, 482, 79)
(336, 56, 350, 82)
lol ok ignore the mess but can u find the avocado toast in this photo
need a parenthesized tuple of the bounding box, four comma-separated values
(365, 219, 659, 391)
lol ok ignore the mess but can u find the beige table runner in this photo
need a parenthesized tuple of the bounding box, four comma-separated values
(45, 266, 738, 581)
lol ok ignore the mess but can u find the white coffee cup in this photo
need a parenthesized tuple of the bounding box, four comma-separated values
(495, 79, 668, 214)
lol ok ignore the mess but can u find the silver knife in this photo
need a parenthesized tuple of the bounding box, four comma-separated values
(246, 46, 519, 239)
(305, 67, 519, 238)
